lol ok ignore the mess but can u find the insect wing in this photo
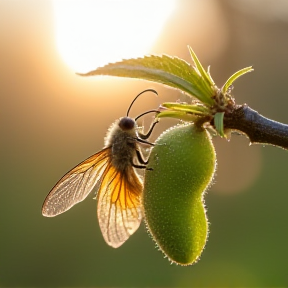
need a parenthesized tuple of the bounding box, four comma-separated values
(42, 148, 111, 217)
(97, 163, 143, 248)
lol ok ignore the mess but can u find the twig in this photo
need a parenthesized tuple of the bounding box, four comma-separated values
(222, 105, 288, 149)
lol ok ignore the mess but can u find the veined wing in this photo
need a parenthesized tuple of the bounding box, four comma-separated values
(97, 163, 143, 248)
(42, 148, 111, 217)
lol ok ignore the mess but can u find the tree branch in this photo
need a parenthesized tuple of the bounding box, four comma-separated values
(222, 105, 288, 149)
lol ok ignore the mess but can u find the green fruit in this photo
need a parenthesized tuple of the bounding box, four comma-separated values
(143, 123, 216, 265)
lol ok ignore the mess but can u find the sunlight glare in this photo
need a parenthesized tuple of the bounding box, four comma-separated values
(53, 0, 175, 73)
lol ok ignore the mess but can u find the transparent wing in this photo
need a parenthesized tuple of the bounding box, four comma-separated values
(42, 148, 111, 217)
(97, 163, 143, 248)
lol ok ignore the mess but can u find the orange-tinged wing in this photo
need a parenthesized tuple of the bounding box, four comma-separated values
(42, 148, 111, 217)
(97, 163, 143, 248)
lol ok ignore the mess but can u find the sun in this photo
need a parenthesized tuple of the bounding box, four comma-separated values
(53, 0, 175, 73)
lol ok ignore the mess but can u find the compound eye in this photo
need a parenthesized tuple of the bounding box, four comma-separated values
(119, 117, 135, 131)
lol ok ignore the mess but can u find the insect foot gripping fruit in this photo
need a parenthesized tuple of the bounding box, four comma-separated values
(143, 123, 216, 265)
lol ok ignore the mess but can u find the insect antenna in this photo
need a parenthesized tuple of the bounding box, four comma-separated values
(135, 109, 159, 142)
(126, 89, 158, 117)
(135, 110, 159, 121)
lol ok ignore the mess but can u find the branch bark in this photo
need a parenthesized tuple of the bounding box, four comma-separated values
(222, 105, 288, 149)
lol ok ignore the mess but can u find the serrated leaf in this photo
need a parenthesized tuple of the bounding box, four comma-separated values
(78, 55, 215, 106)
(222, 66, 254, 94)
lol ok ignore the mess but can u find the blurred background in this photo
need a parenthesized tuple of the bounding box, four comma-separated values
(1, 0, 288, 286)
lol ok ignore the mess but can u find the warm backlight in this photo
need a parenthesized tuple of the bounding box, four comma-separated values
(53, 0, 175, 73)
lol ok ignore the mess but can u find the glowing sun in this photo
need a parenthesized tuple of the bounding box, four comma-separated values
(53, 0, 175, 73)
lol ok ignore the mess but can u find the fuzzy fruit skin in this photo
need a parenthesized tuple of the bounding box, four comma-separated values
(143, 123, 216, 265)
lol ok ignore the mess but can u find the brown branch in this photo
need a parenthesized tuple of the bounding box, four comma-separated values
(222, 105, 288, 149)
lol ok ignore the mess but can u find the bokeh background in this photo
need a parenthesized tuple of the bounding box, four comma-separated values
(1, 0, 288, 286)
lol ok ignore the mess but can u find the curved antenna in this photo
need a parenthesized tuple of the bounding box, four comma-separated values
(135, 110, 159, 121)
(126, 89, 158, 117)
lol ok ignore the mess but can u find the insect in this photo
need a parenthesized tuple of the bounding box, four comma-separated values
(42, 89, 158, 248)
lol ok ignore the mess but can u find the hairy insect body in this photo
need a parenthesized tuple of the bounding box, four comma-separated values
(107, 119, 138, 172)
(42, 89, 158, 248)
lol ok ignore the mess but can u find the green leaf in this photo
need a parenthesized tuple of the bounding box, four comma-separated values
(188, 46, 215, 88)
(157, 110, 199, 122)
(222, 66, 254, 94)
(78, 55, 215, 106)
(162, 102, 210, 115)
(214, 112, 225, 137)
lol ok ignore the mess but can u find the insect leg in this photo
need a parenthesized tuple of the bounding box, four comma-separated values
(136, 138, 155, 146)
(135, 149, 148, 165)
(138, 119, 159, 140)
(131, 163, 147, 169)
(132, 149, 153, 171)
(134, 118, 158, 171)
(131, 151, 146, 169)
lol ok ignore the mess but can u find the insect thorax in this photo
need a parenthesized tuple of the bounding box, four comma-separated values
(105, 118, 138, 171)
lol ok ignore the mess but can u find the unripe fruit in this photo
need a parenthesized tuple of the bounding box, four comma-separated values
(143, 123, 216, 265)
